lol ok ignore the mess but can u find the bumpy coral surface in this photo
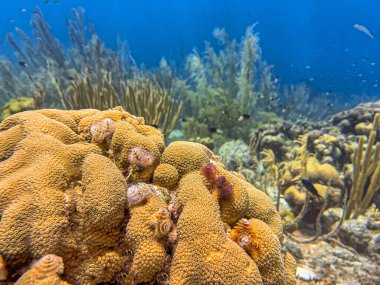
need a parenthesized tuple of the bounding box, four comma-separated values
(0, 108, 295, 284)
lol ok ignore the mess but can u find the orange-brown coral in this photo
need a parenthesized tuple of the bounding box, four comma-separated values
(170, 172, 263, 285)
(150, 208, 174, 239)
(32, 254, 64, 279)
(282, 156, 343, 188)
(284, 252, 297, 285)
(0, 108, 294, 285)
(153, 163, 179, 190)
(0, 254, 7, 281)
(161, 141, 211, 176)
(124, 191, 168, 283)
(15, 254, 70, 285)
(230, 218, 286, 285)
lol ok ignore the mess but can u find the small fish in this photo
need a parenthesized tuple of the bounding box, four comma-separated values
(238, 114, 250, 122)
(19, 8, 27, 13)
(301, 179, 322, 199)
(353, 24, 374, 39)
(279, 105, 287, 113)
(370, 62, 376, 66)
(305, 65, 311, 69)
(325, 90, 332, 96)
(209, 127, 223, 134)
(8, 17, 14, 23)
(258, 94, 265, 99)
(326, 102, 334, 108)
(274, 76, 280, 84)
(18, 60, 28, 67)
(257, 162, 265, 175)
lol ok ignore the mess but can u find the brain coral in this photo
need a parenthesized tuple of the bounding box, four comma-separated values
(0, 108, 295, 285)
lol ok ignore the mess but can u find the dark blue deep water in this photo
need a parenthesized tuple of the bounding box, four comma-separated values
(0, 0, 379, 99)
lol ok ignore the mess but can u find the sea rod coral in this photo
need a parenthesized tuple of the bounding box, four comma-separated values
(0, 107, 295, 284)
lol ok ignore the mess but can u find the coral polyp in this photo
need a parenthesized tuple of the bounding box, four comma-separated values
(32, 254, 64, 279)
(201, 163, 234, 200)
(214, 175, 234, 200)
(128, 146, 155, 168)
(126, 183, 153, 207)
(230, 218, 259, 254)
(231, 218, 287, 284)
(200, 162, 217, 182)
(89, 118, 116, 146)
(238, 235, 254, 250)
(151, 208, 174, 239)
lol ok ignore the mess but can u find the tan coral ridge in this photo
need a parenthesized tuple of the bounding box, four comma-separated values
(0, 108, 295, 285)
(282, 156, 344, 217)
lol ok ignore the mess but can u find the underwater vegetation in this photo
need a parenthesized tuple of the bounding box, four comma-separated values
(0, 108, 296, 284)
(0, 4, 379, 284)
(204, 102, 379, 283)
(0, 6, 349, 145)
(1, 8, 182, 136)
(240, 106, 380, 247)
(178, 25, 280, 145)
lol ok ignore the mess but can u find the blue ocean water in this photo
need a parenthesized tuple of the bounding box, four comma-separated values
(0, 0, 379, 99)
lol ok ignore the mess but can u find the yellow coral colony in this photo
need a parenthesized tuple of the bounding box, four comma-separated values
(0, 108, 295, 285)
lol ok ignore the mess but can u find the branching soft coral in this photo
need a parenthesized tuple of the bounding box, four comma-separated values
(180, 25, 279, 144)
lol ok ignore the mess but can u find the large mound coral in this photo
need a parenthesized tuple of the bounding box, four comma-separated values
(0, 108, 295, 284)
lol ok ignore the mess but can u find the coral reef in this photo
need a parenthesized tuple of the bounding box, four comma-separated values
(218, 139, 253, 170)
(0, 108, 294, 284)
(287, 209, 380, 284)
(0, 97, 35, 121)
(329, 100, 380, 134)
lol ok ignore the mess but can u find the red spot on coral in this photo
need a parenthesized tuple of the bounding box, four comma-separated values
(215, 176, 233, 200)
(215, 175, 227, 188)
(200, 163, 217, 182)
